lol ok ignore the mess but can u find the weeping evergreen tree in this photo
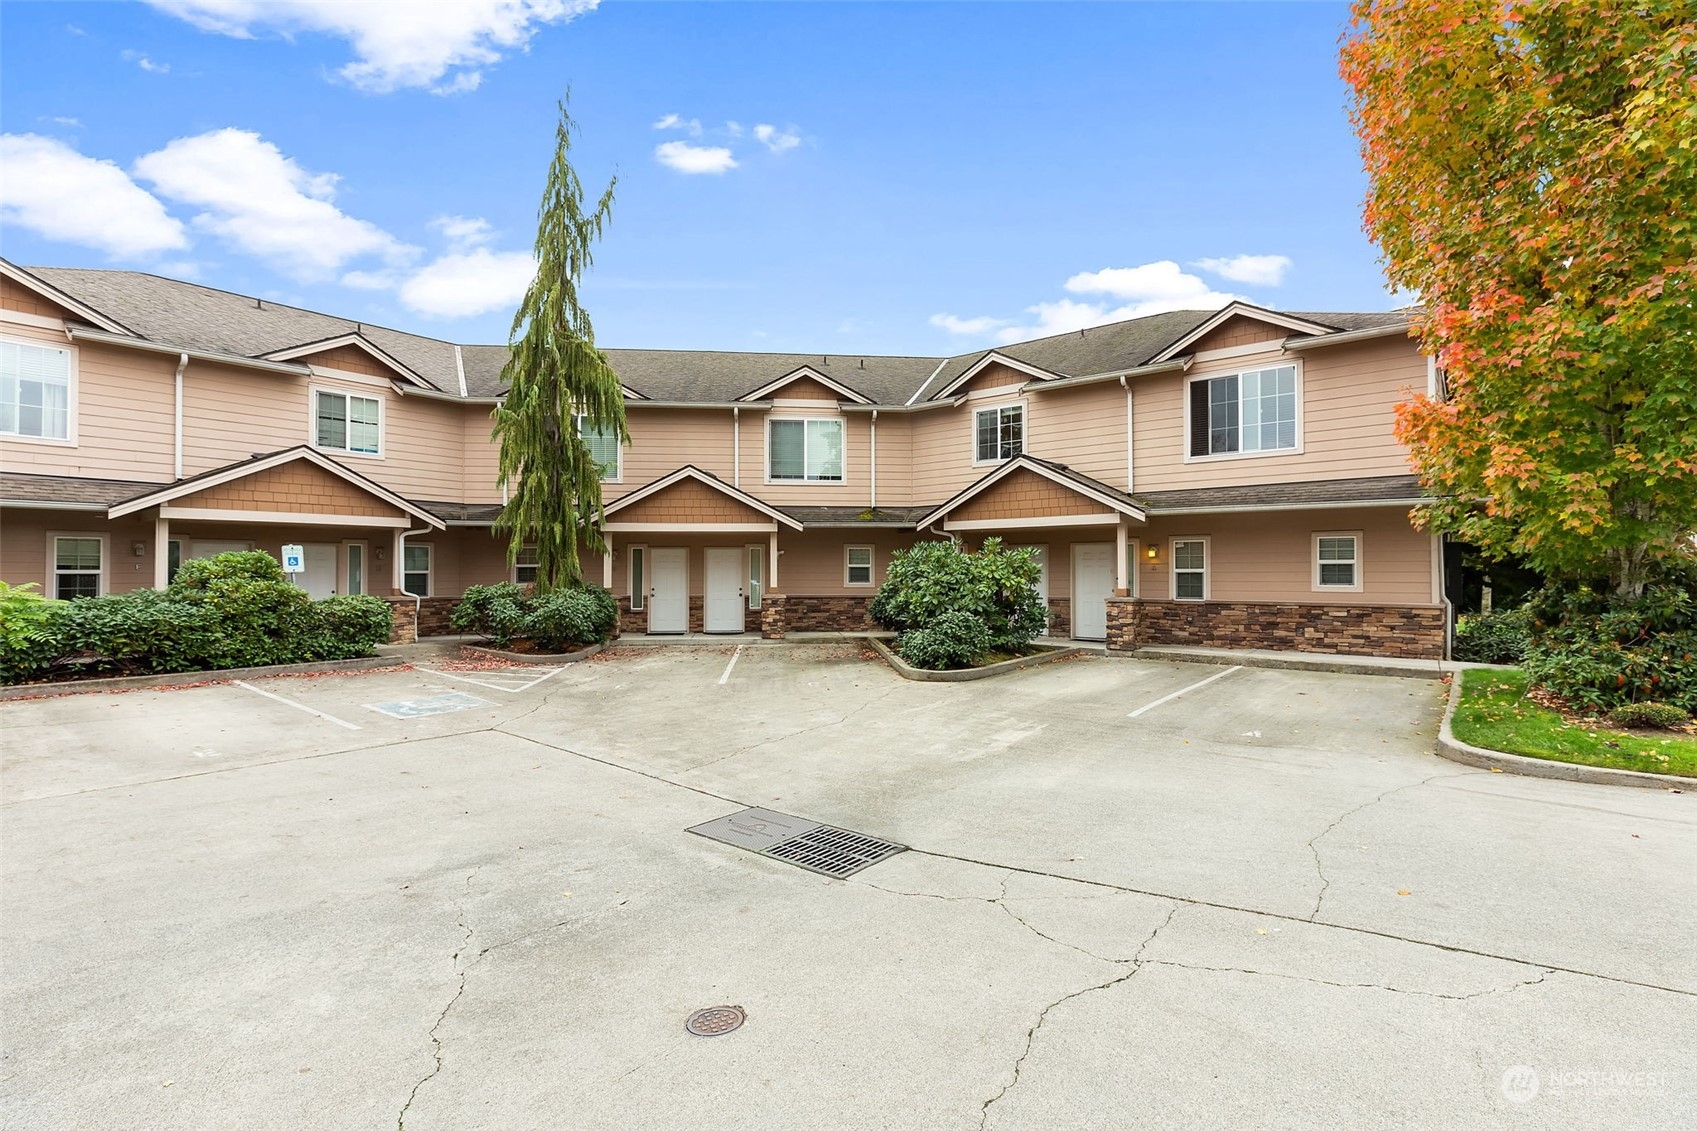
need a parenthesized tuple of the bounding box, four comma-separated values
(492, 99, 626, 591)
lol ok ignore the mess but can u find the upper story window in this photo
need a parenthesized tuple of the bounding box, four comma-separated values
(1188, 364, 1297, 458)
(575, 414, 621, 480)
(974, 403, 1024, 463)
(769, 417, 843, 482)
(1, 339, 71, 441)
(315, 389, 381, 455)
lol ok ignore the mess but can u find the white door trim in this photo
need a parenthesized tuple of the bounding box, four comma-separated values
(703, 547, 745, 634)
(1071, 542, 1115, 641)
(648, 547, 688, 634)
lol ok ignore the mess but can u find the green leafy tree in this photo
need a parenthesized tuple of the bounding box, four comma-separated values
(1342, 2, 1697, 598)
(493, 99, 626, 591)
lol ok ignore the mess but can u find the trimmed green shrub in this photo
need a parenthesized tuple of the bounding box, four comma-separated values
(168, 549, 288, 590)
(1522, 583, 1697, 714)
(1608, 702, 1689, 730)
(311, 596, 395, 660)
(450, 583, 531, 646)
(0, 582, 69, 683)
(1454, 606, 1531, 664)
(448, 583, 618, 651)
(870, 538, 1046, 667)
(896, 610, 992, 671)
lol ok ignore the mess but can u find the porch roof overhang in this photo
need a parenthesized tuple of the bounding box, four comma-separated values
(602, 465, 805, 531)
(916, 454, 1147, 531)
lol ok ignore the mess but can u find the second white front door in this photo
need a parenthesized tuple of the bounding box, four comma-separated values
(295, 542, 339, 599)
(1071, 543, 1115, 641)
(648, 547, 688, 634)
(703, 547, 745, 633)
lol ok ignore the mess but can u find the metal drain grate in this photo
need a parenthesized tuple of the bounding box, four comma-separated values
(687, 807, 906, 878)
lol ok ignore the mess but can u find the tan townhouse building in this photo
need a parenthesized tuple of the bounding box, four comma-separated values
(0, 259, 1448, 657)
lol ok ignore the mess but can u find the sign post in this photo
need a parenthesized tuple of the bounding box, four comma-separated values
(281, 544, 305, 575)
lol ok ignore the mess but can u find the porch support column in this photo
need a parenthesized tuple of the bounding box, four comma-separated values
(769, 529, 780, 590)
(153, 513, 170, 590)
(603, 535, 614, 589)
(1115, 520, 1130, 597)
(392, 529, 405, 594)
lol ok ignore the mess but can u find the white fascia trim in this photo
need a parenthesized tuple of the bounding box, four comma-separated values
(740, 365, 872, 405)
(602, 465, 804, 529)
(65, 327, 311, 377)
(157, 506, 412, 528)
(605, 521, 778, 533)
(933, 351, 1065, 400)
(1145, 498, 1428, 516)
(944, 514, 1120, 532)
(839, 396, 962, 414)
(262, 332, 429, 387)
(1021, 359, 1190, 394)
(1151, 302, 1336, 363)
(0, 499, 110, 511)
(0, 262, 133, 334)
(395, 383, 501, 405)
(905, 356, 951, 406)
(916, 455, 1146, 529)
(626, 400, 770, 411)
(108, 446, 445, 528)
(1281, 323, 1413, 351)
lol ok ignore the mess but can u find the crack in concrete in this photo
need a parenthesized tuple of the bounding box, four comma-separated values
(1142, 960, 1552, 1001)
(993, 874, 1135, 965)
(397, 864, 481, 1130)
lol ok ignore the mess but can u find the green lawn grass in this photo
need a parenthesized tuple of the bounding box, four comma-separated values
(1452, 668, 1697, 778)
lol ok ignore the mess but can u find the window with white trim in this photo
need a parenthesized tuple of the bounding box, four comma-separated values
(315, 389, 381, 454)
(973, 403, 1023, 462)
(1172, 539, 1207, 601)
(748, 546, 763, 609)
(53, 535, 103, 599)
(845, 545, 874, 586)
(629, 546, 646, 611)
(514, 545, 539, 586)
(402, 543, 431, 597)
(768, 417, 843, 482)
(1188, 365, 1297, 457)
(575, 413, 621, 480)
(1314, 533, 1361, 590)
(2, 339, 71, 440)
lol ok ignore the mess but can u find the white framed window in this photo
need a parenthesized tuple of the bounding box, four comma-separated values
(313, 388, 382, 455)
(973, 402, 1025, 463)
(628, 545, 646, 611)
(575, 413, 621, 481)
(514, 545, 539, 586)
(1186, 364, 1299, 459)
(49, 533, 105, 599)
(1171, 538, 1208, 601)
(1314, 532, 1362, 592)
(845, 545, 875, 586)
(768, 417, 844, 482)
(747, 545, 763, 609)
(402, 543, 431, 597)
(2, 338, 73, 442)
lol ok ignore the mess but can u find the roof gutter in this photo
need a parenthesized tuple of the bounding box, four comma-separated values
(1281, 323, 1414, 351)
(1144, 497, 1430, 517)
(838, 396, 964, 414)
(1019, 358, 1190, 394)
(626, 400, 773, 411)
(66, 327, 313, 377)
(394, 383, 501, 405)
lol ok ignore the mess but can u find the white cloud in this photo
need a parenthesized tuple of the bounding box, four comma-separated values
(145, 0, 598, 94)
(47, 116, 83, 128)
(725, 120, 743, 138)
(1190, 253, 1292, 286)
(652, 113, 702, 136)
(122, 50, 172, 73)
(930, 313, 1008, 336)
(398, 247, 534, 318)
(753, 123, 800, 153)
(133, 127, 416, 279)
(654, 140, 737, 175)
(429, 213, 494, 248)
(0, 133, 188, 257)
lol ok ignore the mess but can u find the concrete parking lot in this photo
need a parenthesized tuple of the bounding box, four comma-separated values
(3, 645, 1692, 1130)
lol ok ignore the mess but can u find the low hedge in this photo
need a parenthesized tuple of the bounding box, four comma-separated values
(450, 582, 618, 651)
(1522, 583, 1697, 714)
(0, 552, 393, 684)
(1453, 606, 1531, 664)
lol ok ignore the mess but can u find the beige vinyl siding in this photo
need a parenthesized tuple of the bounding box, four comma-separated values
(739, 408, 871, 505)
(1133, 337, 1424, 491)
(460, 405, 503, 503)
(871, 411, 915, 508)
(763, 530, 921, 594)
(908, 400, 985, 503)
(1026, 381, 1129, 490)
(0, 509, 157, 597)
(616, 409, 736, 500)
(0, 331, 176, 480)
(180, 361, 307, 475)
(380, 393, 464, 500)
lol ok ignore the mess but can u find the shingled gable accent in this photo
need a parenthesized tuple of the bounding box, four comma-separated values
(261, 333, 430, 387)
(603, 466, 804, 529)
(1, 261, 132, 333)
(1149, 302, 1335, 364)
(107, 445, 445, 528)
(739, 366, 872, 404)
(916, 454, 1145, 530)
(931, 351, 1065, 400)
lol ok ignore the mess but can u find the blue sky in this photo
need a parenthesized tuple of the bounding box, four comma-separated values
(0, 1, 1396, 356)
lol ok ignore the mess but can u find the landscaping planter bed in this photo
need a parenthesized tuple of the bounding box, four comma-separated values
(461, 641, 605, 664)
(0, 655, 405, 700)
(868, 637, 1079, 682)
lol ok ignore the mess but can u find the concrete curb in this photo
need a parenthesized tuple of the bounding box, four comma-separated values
(1436, 673, 1691, 790)
(867, 637, 1080, 682)
(0, 655, 405, 701)
(461, 642, 605, 665)
(1110, 646, 1480, 681)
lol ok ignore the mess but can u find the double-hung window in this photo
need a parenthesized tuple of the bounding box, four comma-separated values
(52, 535, 103, 599)
(973, 403, 1024, 462)
(769, 418, 843, 482)
(402, 544, 431, 597)
(1, 340, 72, 441)
(1189, 365, 1297, 457)
(845, 545, 874, 586)
(315, 390, 381, 454)
(1172, 539, 1207, 601)
(514, 545, 539, 586)
(575, 413, 621, 480)
(1314, 533, 1361, 591)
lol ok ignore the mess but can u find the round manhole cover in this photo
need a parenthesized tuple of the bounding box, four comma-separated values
(685, 1006, 745, 1037)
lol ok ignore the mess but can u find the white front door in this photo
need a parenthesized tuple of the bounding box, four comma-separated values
(1071, 543, 1115, 641)
(648, 548, 688, 634)
(703, 547, 745, 633)
(295, 542, 339, 599)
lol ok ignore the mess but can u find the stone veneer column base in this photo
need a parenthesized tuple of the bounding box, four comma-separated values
(383, 598, 418, 645)
(1105, 598, 1444, 660)
(760, 594, 787, 639)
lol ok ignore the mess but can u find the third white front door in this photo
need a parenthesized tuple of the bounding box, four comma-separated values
(703, 547, 745, 633)
(295, 542, 339, 599)
(1071, 543, 1115, 641)
(648, 547, 688, 633)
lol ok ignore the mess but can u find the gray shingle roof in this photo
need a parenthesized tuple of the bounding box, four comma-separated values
(2, 471, 166, 507)
(775, 505, 936, 528)
(1134, 474, 1426, 513)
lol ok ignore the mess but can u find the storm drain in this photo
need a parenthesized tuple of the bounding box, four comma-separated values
(687, 807, 906, 879)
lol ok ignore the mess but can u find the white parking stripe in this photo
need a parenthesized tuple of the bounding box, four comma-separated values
(718, 644, 744, 686)
(233, 680, 362, 730)
(422, 665, 567, 694)
(1126, 665, 1243, 719)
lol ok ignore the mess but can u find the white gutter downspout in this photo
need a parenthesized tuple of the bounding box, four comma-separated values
(173, 352, 188, 480)
(869, 409, 878, 510)
(395, 523, 433, 631)
(733, 406, 741, 488)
